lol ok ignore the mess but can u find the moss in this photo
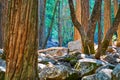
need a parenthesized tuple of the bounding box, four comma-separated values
(65, 73, 80, 80)
(0, 71, 5, 80)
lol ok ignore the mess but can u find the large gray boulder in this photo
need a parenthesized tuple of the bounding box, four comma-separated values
(68, 39, 82, 54)
(75, 58, 106, 77)
(39, 65, 79, 80)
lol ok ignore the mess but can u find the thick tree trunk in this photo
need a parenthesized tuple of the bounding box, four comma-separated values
(104, 0, 112, 45)
(0, 2, 2, 48)
(4, 0, 39, 80)
(95, 6, 120, 59)
(113, 0, 120, 42)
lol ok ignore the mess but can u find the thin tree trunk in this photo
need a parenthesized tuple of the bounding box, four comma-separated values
(42, 0, 59, 49)
(98, 4, 102, 51)
(104, 0, 112, 45)
(58, 0, 62, 47)
(38, 0, 46, 49)
(4, 0, 39, 80)
(113, 0, 120, 42)
(74, 0, 81, 40)
(87, 0, 102, 54)
(95, 6, 120, 59)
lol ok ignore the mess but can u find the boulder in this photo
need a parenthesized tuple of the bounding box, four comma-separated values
(68, 39, 82, 54)
(74, 58, 106, 77)
(82, 74, 96, 80)
(0, 59, 6, 80)
(96, 69, 112, 80)
(39, 65, 79, 80)
(112, 64, 120, 80)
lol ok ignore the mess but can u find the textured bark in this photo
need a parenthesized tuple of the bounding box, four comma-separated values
(69, 0, 101, 54)
(38, 0, 46, 49)
(95, 6, 120, 59)
(69, 0, 89, 54)
(87, 0, 102, 54)
(58, 0, 62, 47)
(74, 0, 89, 40)
(4, 0, 39, 80)
(98, 5, 102, 51)
(113, 0, 120, 41)
(0, 1, 2, 48)
(104, 0, 112, 45)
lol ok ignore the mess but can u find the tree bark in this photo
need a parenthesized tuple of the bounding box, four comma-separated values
(58, 0, 62, 47)
(0, 1, 3, 48)
(104, 0, 112, 45)
(87, 0, 102, 54)
(38, 0, 46, 49)
(95, 5, 120, 59)
(113, 0, 120, 42)
(4, 0, 39, 80)
(69, 0, 101, 54)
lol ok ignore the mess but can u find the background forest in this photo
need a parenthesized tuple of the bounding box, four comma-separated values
(38, 0, 120, 48)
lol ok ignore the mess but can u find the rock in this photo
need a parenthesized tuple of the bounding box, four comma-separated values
(0, 59, 6, 80)
(39, 65, 79, 80)
(116, 47, 120, 53)
(0, 49, 3, 54)
(82, 69, 113, 80)
(103, 54, 118, 65)
(38, 56, 57, 65)
(82, 74, 96, 80)
(96, 69, 113, 80)
(68, 39, 82, 54)
(112, 64, 120, 80)
(74, 58, 106, 77)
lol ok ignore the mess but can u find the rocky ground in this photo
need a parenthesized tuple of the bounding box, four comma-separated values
(0, 40, 120, 80)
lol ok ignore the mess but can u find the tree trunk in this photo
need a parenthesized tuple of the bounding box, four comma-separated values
(104, 0, 112, 45)
(4, 0, 39, 80)
(113, 0, 120, 42)
(95, 5, 120, 59)
(58, 0, 62, 47)
(87, 0, 102, 54)
(0, 1, 2, 48)
(38, 0, 46, 49)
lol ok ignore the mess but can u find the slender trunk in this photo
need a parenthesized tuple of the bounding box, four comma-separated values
(98, 5, 102, 51)
(58, 0, 62, 47)
(42, 1, 59, 49)
(87, 0, 102, 54)
(4, 0, 39, 80)
(38, 0, 46, 49)
(104, 0, 112, 45)
(113, 0, 120, 42)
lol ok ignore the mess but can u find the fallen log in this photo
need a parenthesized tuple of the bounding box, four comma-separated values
(38, 47, 68, 53)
